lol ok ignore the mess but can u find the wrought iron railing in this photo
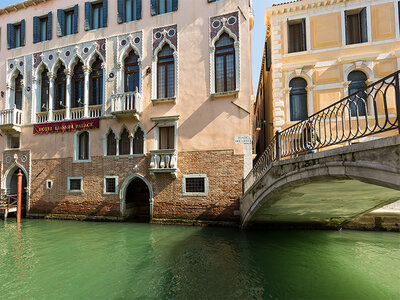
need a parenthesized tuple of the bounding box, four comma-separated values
(244, 70, 400, 193)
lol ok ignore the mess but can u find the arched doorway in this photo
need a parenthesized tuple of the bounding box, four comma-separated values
(7, 168, 28, 216)
(125, 177, 151, 221)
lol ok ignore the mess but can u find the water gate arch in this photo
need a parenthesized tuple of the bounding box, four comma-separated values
(3, 163, 29, 216)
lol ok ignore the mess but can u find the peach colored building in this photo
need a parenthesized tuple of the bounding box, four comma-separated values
(0, 0, 254, 222)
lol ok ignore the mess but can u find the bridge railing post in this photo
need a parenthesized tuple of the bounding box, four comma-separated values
(275, 130, 281, 161)
(395, 72, 400, 134)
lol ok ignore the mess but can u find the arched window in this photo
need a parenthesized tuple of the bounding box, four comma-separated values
(215, 33, 235, 93)
(133, 127, 144, 154)
(72, 61, 85, 108)
(157, 44, 174, 99)
(124, 49, 140, 93)
(14, 73, 23, 110)
(55, 65, 66, 111)
(78, 131, 89, 160)
(348, 71, 367, 117)
(289, 77, 308, 121)
(119, 128, 130, 155)
(90, 57, 103, 105)
(41, 69, 49, 112)
(107, 131, 117, 156)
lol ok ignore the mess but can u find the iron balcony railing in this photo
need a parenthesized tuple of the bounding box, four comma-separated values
(244, 70, 400, 193)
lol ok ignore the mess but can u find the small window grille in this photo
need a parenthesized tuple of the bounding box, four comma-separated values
(46, 180, 53, 189)
(185, 178, 205, 193)
(69, 179, 82, 191)
(105, 178, 116, 193)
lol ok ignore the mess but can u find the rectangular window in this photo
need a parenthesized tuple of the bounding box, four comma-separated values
(14, 24, 21, 48)
(104, 177, 118, 194)
(40, 17, 48, 42)
(68, 177, 83, 192)
(92, 2, 104, 30)
(151, 0, 177, 16)
(288, 19, 306, 53)
(159, 126, 174, 150)
(182, 175, 208, 196)
(65, 10, 74, 36)
(7, 134, 20, 149)
(345, 8, 368, 45)
(7, 20, 25, 49)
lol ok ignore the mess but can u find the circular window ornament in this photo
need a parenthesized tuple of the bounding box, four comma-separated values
(19, 61, 24, 67)
(21, 155, 27, 162)
(66, 51, 71, 57)
(109, 72, 115, 79)
(121, 40, 127, 46)
(26, 87, 31, 92)
(154, 31, 162, 40)
(168, 29, 176, 37)
(134, 37, 141, 44)
(5, 156, 11, 163)
(227, 16, 237, 26)
(212, 20, 221, 29)
(49, 54, 53, 60)
(10, 64, 14, 69)
(101, 43, 106, 51)
(84, 47, 89, 53)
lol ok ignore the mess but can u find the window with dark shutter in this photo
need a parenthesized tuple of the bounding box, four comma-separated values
(288, 19, 306, 53)
(345, 8, 368, 45)
(265, 36, 271, 72)
(14, 24, 22, 48)
(119, 128, 131, 155)
(65, 10, 74, 36)
(289, 77, 308, 121)
(159, 126, 174, 150)
(152, 0, 177, 16)
(124, 0, 142, 22)
(107, 131, 117, 156)
(39, 16, 49, 42)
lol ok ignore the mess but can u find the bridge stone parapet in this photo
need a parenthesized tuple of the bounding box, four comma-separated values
(241, 135, 400, 228)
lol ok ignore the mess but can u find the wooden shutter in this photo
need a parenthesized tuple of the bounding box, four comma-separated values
(117, 0, 125, 23)
(103, 0, 108, 27)
(7, 24, 14, 49)
(172, 0, 178, 11)
(73, 5, 79, 34)
(57, 9, 65, 37)
(151, 0, 158, 16)
(136, 0, 142, 20)
(208, 0, 216, 2)
(21, 19, 25, 46)
(47, 12, 52, 40)
(287, 20, 293, 53)
(301, 19, 306, 51)
(85, 2, 92, 31)
(168, 126, 174, 149)
(33, 17, 40, 43)
(344, 11, 349, 45)
(360, 8, 368, 43)
(265, 37, 271, 71)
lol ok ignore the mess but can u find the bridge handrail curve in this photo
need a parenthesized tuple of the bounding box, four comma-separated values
(244, 70, 400, 193)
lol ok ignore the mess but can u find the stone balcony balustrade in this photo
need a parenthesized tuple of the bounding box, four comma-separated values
(0, 106, 23, 133)
(111, 91, 142, 120)
(35, 104, 103, 124)
(149, 149, 178, 178)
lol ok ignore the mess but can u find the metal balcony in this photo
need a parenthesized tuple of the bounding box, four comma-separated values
(0, 106, 23, 133)
(111, 91, 142, 120)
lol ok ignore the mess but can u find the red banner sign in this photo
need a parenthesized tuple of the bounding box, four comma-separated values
(33, 118, 100, 134)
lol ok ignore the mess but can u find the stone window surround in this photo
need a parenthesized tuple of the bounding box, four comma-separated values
(73, 130, 91, 163)
(67, 176, 83, 193)
(6, 66, 25, 111)
(46, 179, 53, 189)
(103, 176, 118, 194)
(103, 124, 146, 157)
(6, 133, 21, 150)
(151, 115, 179, 151)
(182, 174, 209, 197)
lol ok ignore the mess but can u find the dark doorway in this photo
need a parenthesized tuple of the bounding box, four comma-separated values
(8, 169, 28, 216)
(125, 177, 150, 222)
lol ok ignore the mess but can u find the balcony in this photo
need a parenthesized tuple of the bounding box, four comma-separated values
(149, 150, 178, 178)
(35, 105, 103, 124)
(0, 107, 23, 133)
(111, 91, 142, 120)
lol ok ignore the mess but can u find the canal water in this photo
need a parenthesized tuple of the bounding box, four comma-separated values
(0, 220, 399, 299)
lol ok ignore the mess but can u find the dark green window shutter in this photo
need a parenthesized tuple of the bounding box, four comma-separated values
(117, 0, 125, 23)
(151, 0, 158, 16)
(172, 0, 178, 11)
(208, 0, 216, 2)
(360, 7, 368, 43)
(47, 12, 52, 40)
(73, 5, 79, 34)
(344, 11, 349, 45)
(103, 0, 108, 27)
(21, 19, 25, 46)
(85, 2, 92, 31)
(7, 24, 14, 49)
(33, 16, 40, 43)
(266, 37, 271, 72)
(57, 9, 66, 36)
(301, 19, 306, 51)
(136, 0, 142, 20)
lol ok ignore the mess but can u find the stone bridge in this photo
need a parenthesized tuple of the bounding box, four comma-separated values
(241, 135, 400, 229)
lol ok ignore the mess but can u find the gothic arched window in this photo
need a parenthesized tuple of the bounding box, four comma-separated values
(78, 131, 89, 160)
(90, 57, 103, 105)
(41, 69, 49, 112)
(55, 65, 66, 111)
(348, 71, 367, 117)
(133, 127, 144, 154)
(289, 77, 308, 121)
(157, 44, 174, 98)
(106, 131, 117, 156)
(215, 33, 235, 93)
(72, 61, 85, 108)
(119, 128, 130, 155)
(124, 49, 139, 93)
(14, 73, 23, 110)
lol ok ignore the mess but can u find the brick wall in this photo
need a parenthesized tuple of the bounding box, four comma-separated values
(26, 150, 243, 222)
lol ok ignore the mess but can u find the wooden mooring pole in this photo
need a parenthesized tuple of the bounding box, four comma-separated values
(17, 170, 22, 223)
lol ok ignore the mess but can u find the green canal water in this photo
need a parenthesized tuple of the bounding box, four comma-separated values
(0, 219, 399, 299)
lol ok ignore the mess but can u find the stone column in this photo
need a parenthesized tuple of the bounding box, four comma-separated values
(65, 69, 72, 120)
(48, 72, 55, 122)
(83, 66, 91, 118)
(116, 137, 120, 156)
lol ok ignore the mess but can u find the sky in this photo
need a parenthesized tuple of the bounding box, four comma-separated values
(1, 0, 284, 94)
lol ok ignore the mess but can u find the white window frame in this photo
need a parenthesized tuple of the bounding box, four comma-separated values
(67, 177, 83, 193)
(151, 116, 179, 150)
(104, 176, 118, 194)
(182, 174, 209, 197)
(73, 130, 91, 163)
(46, 180, 53, 190)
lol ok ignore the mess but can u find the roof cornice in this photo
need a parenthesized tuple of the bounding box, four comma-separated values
(266, 0, 350, 17)
(0, 0, 50, 16)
